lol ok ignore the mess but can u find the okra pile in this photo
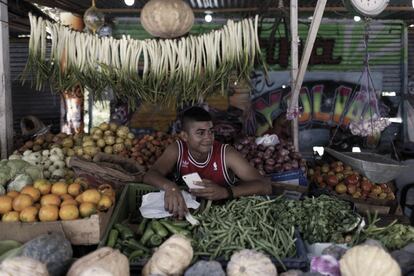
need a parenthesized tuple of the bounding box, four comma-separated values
(193, 197, 297, 262)
(106, 219, 191, 262)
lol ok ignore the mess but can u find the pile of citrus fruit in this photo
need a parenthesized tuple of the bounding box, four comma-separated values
(0, 179, 115, 222)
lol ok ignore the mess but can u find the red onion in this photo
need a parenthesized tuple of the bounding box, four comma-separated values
(235, 143, 244, 151)
(291, 160, 299, 169)
(283, 163, 293, 171)
(279, 149, 289, 157)
(274, 164, 282, 172)
(265, 159, 276, 166)
(257, 144, 266, 152)
(283, 155, 291, 162)
(275, 156, 284, 164)
(264, 165, 274, 174)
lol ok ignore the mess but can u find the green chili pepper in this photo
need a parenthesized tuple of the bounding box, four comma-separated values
(137, 218, 148, 236)
(151, 220, 169, 237)
(149, 234, 163, 246)
(160, 220, 191, 236)
(140, 226, 155, 245)
(121, 239, 150, 253)
(128, 249, 145, 262)
(106, 229, 119, 248)
(114, 223, 134, 240)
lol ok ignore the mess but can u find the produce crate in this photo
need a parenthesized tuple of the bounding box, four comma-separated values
(0, 205, 114, 245)
(309, 182, 398, 215)
(99, 183, 158, 248)
(268, 170, 309, 199)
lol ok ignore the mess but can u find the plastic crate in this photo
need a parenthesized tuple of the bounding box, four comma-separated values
(98, 183, 158, 248)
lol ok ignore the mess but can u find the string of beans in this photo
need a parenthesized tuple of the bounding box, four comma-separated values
(193, 196, 297, 262)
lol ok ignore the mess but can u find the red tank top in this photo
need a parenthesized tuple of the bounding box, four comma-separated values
(176, 139, 235, 186)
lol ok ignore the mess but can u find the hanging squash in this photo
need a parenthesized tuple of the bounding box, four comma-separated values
(340, 245, 401, 276)
(140, 0, 194, 38)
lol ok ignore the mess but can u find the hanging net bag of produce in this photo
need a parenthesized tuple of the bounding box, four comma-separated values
(348, 20, 390, 137)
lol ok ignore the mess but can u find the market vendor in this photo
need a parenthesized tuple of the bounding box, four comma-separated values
(143, 106, 271, 218)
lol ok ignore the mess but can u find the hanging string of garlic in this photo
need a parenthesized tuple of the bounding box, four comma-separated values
(24, 13, 263, 107)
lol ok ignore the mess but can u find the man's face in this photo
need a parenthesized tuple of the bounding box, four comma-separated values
(182, 121, 214, 154)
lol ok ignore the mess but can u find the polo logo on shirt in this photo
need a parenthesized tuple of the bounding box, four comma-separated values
(213, 162, 218, 171)
(182, 160, 189, 168)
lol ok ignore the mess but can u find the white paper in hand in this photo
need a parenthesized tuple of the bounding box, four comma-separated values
(139, 190, 200, 219)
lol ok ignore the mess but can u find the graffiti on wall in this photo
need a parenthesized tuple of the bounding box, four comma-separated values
(251, 76, 388, 135)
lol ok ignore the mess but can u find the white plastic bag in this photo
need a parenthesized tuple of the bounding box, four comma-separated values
(139, 191, 200, 219)
(255, 134, 280, 147)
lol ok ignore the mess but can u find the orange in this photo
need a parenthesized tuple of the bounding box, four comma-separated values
(6, 191, 19, 199)
(68, 183, 82, 197)
(40, 194, 61, 206)
(38, 205, 59, 222)
(81, 189, 101, 204)
(61, 199, 78, 207)
(20, 206, 38, 222)
(79, 202, 97, 218)
(59, 205, 79, 220)
(60, 194, 73, 201)
(0, 195, 13, 215)
(51, 182, 68, 196)
(97, 195, 112, 211)
(12, 194, 34, 212)
(20, 186, 41, 202)
(33, 179, 51, 195)
(2, 211, 19, 222)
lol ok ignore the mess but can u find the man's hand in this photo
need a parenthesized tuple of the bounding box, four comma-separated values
(164, 184, 188, 219)
(190, 179, 230, 200)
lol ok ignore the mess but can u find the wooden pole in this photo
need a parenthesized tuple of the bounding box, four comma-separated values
(288, 0, 327, 152)
(290, 0, 299, 151)
(0, 0, 13, 159)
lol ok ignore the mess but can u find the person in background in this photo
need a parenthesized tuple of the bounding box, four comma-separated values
(143, 106, 272, 219)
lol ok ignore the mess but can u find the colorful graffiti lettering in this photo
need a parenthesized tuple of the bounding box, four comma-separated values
(252, 80, 386, 134)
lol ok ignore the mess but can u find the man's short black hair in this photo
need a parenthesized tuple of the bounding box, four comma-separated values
(181, 106, 212, 131)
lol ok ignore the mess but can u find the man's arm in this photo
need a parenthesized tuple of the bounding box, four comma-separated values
(226, 146, 272, 197)
(143, 142, 179, 190)
(143, 142, 188, 218)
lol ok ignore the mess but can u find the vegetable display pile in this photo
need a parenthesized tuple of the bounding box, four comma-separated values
(107, 219, 191, 262)
(25, 13, 263, 108)
(232, 137, 307, 175)
(309, 161, 396, 201)
(193, 197, 297, 262)
(352, 213, 414, 250)
(273, 195, 360, 243)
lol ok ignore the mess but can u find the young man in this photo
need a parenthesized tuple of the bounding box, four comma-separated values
(143, 106, 271, 218)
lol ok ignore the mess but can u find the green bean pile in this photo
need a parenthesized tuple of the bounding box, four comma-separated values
(193, 197, 297, 262)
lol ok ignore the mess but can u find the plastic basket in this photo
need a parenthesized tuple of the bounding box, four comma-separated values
(98, 183, 158, 248)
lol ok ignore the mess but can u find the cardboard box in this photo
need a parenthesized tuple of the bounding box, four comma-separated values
(0, 206, 113, 245)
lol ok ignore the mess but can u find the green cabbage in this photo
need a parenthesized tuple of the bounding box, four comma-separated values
(6, 160, 30, 178)
(0, 166, 11, 186)
(24, 165, 43, 182)
(7, 174, 32, 192)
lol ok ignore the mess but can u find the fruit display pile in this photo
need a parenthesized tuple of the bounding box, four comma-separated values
(128, 132, 178, 171)
(0, 178, 114, 222)
(308, 161, 396, 201)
